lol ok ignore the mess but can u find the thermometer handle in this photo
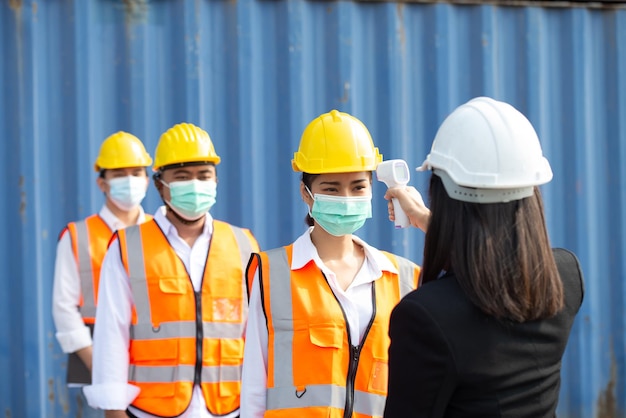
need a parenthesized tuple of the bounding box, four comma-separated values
(392, 197, 410, 228)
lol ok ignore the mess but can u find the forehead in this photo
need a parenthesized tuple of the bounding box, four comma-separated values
(311, 171, 371, 185)
(162, 164, 216, 176)
(104, 167, 147, 177)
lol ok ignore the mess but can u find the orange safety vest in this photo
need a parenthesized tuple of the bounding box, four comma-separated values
(116, 219, 259, 417)
(64, 214, 153, 324)
(247, 245, 420, 418)
(64, 215, 112, 324)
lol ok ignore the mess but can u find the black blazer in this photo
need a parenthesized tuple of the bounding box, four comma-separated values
(384, 248, 584, 418)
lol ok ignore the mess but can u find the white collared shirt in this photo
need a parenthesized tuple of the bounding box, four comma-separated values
(240, 227, 398, 418)
(83, 206, 239, 418)
(52, 205, 148, 355)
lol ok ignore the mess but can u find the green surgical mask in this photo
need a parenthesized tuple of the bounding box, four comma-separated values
(162, 179, 217, 221)
(306, 187, 372, 236)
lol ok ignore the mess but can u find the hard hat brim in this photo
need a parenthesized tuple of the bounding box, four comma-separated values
(156, 160, 220, 172)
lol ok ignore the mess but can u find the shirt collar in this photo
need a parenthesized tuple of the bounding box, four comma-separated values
(98, 204, 147, 231)
(153, 205, 214, 238)
(291, 227, 398, 277)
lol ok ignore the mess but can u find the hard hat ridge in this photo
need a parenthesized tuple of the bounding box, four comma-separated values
(419, 97, 552, 203)
(292, 110, 382, 174)
(153, 122, 221, 171)
(94, 131, 152, 172)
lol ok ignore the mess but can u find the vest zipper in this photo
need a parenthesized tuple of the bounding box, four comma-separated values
(344, 344, 361, 418)
(194, 290, 203, 386)
(344, 286, 376, 418)
(323, 274, 377, 418)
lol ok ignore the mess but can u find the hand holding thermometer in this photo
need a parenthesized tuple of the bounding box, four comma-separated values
(376, 159, 411, 228)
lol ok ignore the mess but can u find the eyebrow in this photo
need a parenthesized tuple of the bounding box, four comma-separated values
(110, 168, 134, 174)
(319, 179, 369, 186)
(172, 168, 214, 175)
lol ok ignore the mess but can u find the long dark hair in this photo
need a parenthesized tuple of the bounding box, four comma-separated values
(421, 173, 564, 322)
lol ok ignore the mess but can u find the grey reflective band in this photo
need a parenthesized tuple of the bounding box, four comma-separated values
(130, 320, 196, 340)
(435, 168, 534, 203)
(203, 322, 245, 339)
(230, 225, 253, 318)
(395, 256, 416, 298)
(267, 384, 345, 409)
(129, 364, 242, 384)
(265, 248, 294, 392)
(130, 321, 244, 340)
(230, 225, 253, 272)
(266, 385, 385, 416)
(75, 220, 96, 319)
(129, 364, 194, 382)
(124, 226, 152, 326)
(353, 390, 386, 416)
(201, 364, 242, 383)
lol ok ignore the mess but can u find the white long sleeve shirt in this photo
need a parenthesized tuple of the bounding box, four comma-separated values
(240, 227, 398, 418)
(83, 206, 239, 418)
(52, 205, 148, 355)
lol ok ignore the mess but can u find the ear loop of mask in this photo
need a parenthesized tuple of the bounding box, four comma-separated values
(305, 186, 315, 217)
(157, 178, 198, 225)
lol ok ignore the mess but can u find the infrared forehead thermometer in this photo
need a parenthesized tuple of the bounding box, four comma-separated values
(376, 159, 411, 228)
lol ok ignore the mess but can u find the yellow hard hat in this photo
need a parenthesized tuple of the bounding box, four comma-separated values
(93, 131, 152, 172)
(153, 123, 221, 171)
(292, 110, 382, 173)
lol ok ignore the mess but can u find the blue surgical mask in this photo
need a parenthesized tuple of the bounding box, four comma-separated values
(307, 187, 372, 236)
(162, 179, 217, 221)
(107, 175, 147, 211)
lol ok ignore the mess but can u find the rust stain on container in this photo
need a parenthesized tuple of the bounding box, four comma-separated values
(8, 0, 22, 11)
(396, 4, 406, 49)
(122, 0, 148, 24)
(47, 378, 55, 402)
(596, 349, 617, 418)
(19, 176, 26, 222)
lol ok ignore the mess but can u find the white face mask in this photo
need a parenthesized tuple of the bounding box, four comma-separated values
(107, 175, 147, 211)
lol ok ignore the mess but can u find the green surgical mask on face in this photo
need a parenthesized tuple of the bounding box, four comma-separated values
(306, 186, 372, 236)
(162, 179, 217, 221)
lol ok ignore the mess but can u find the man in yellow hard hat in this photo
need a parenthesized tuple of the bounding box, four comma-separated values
(84, 123, 260, 418)
(52, 131, 153, 416)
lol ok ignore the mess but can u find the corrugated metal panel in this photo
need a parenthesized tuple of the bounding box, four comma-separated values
(1, 0, 624, 416)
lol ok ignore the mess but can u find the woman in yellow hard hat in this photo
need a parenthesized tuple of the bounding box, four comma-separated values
(241, 110, 421, 418)
(52, 131, 152, 418)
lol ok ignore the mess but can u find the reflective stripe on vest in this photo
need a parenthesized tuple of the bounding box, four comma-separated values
(390, 252, 419, 298)
(128, 363, 243, 384)
(120, 219, 258, 417)
(262, 246, 419, 417)
(67, 215, 112, 323)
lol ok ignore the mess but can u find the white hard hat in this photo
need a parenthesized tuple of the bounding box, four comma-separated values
(418, 96, 553, 203)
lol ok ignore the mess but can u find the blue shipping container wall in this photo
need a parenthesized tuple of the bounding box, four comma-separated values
(1, 0, 625, 416)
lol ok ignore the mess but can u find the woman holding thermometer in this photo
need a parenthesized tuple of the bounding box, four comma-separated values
(382, 97, 584, 418)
